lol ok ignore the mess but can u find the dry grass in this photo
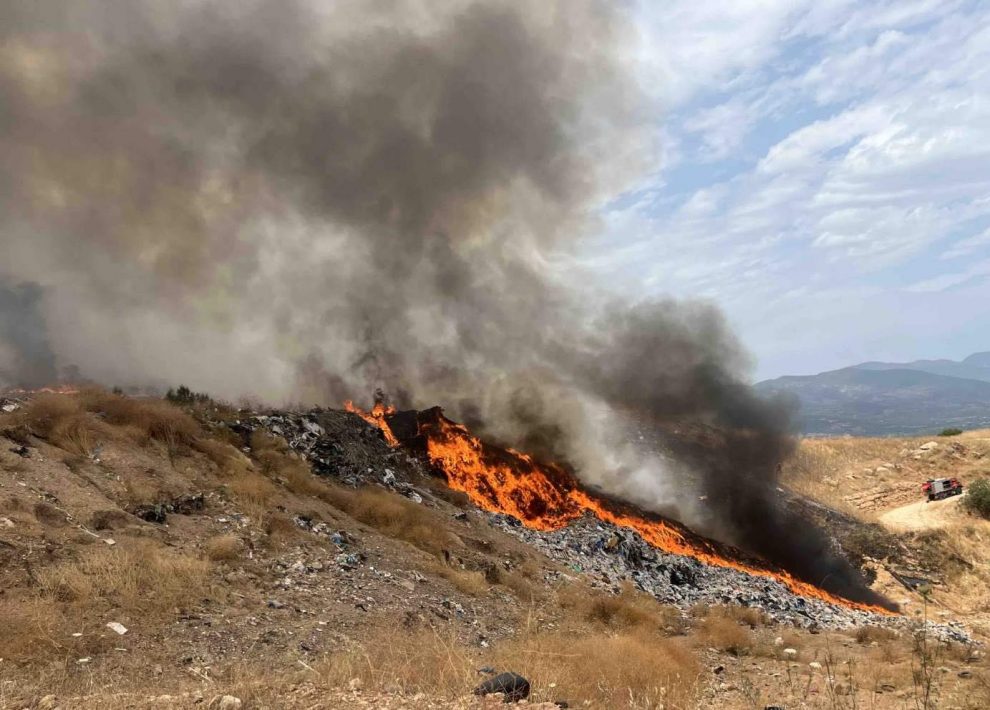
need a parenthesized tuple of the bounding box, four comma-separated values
(0, 597, 66, 661)
(697, 614, 754, 655)
(854, 624, 900, 645)
(79, 390, 201, 447)
(559, 583, 686, 634)
(205, 534, 244, 562)
(10, 390, 204, 459)
(314, 623, 699, 709)
(14, 394, 110, 455)
(226, 471, 279, 518)
(37, 540, 210, 616)
(318, 484, 458, 556)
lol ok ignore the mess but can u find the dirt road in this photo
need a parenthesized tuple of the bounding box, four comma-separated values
(879, 493, 966, 532)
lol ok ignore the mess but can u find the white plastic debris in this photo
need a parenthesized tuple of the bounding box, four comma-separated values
(106, 622, 128, 635)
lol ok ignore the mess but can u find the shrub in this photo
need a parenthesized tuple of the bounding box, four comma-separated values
(165, 385, 212, 405)
(939, 428, 963, 437)
(962, 478, 990, 519)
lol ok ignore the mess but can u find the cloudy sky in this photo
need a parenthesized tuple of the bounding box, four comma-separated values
(591, 0, 990, 380)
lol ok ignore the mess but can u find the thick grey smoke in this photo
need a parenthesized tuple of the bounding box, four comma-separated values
(0, 0, 886, 604)
(0, 279, 57, 388)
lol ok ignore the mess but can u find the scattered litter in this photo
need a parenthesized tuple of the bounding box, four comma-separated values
(106, 622, 128, 635)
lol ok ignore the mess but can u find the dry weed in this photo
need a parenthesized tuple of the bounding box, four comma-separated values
(315, 624, 699, 708)
(38, 540, 210, 616)
(319, 484, 457, 555)
(559, 583, 685, 633)
(698, 615, 754, 655)
(80, 390, 201, 448)
(17, 394, 109, 455)
(205, 534, 244, 562)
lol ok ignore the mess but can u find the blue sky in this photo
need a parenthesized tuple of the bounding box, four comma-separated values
(590, 0, 990, 380)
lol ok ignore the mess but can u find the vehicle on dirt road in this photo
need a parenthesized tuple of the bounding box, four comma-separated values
(922, 477, 964, 502)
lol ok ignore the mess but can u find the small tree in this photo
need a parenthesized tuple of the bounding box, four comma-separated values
(165, 385, 211, 406)
(938, 427, 963, 437)
(962, 478, 990, 519)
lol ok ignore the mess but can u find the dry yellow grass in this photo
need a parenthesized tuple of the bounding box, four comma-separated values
(558, 583, 686, 633)
(14, 394, 110, 455)
(698, 614, 754, 655)
(313, 623, 699, 709)
(79, 390, 201, 446)
(37, 539, 210, 616)
(205, 534, 244, 562)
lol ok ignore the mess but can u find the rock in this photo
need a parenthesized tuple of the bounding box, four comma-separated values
(0, 516, 14, 528)
(348, 678, 363, 692)
(38, 695, 59, 710)
(773, 636, 784, 647)
(474, 672, 531, 703)
(211, 696, 242, 709)
(267, 599, 285, 609)
(919, 442, 939, 451)
(958, 670, 973, 678)
(106, 622, 128, 635)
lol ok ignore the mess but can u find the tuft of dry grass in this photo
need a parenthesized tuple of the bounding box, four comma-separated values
(0, 597, 66, 662)
(16, 394, 109, 455)
(205, 534, 244, 562)
(318, 484, 457, 556)
(79, 390, 201, 447)
(698, 614, 754, 656)
(226, 471, 279, 518)
(37, 540, 210, 616)
(559, 583, 686, 633)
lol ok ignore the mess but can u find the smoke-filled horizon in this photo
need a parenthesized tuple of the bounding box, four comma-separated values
(0, 0, 889, 606)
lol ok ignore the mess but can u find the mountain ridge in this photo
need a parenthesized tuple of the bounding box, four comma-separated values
(756, 351, 990, 435)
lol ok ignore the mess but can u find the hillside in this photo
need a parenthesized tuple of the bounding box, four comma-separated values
(853, 351, 990, 383)
(1, 391, 988, 709)
(757, 362, 990, 436)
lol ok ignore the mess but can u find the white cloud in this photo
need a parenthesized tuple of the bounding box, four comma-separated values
(597, 0, 990, 376)
(942, 227, 990, 259)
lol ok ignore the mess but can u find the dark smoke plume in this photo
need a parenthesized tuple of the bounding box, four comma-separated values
(0, 0, 888, 605)
(0, 279, 57, 388)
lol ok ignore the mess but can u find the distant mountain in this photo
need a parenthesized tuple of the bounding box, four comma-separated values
(756, 353, 990, 436)
(852, 351, 990, 382)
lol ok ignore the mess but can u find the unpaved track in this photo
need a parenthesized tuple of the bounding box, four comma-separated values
(879, 493, 966, 532)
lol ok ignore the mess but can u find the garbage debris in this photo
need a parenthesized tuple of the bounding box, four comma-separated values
(473, 671, 531, 703)
(106, 622, 128, 635)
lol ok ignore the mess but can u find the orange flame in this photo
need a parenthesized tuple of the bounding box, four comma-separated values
(344, 400, 400, 447)
(348, 402, 894, 615)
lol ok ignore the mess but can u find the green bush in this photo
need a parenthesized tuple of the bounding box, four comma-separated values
(962, 478, 990, 519)
(938, 427, 963, 437)
(165, 385, 211, 405)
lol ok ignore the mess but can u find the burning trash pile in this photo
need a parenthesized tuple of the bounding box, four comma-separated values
(221, 402, 957, 635)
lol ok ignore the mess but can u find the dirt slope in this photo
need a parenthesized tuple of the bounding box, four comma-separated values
(880, 494, 967, 532)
